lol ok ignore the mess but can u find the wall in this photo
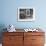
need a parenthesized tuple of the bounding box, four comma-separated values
(0, 0, 46, 30)
(0, 0, 46, 44)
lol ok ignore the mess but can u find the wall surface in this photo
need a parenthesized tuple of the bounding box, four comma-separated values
(0, 0, 46, 30)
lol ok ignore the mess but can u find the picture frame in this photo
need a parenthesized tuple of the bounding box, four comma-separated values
(18, 7, 35, 21)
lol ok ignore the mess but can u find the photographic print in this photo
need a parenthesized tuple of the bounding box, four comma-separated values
(18, 7, 35, 21)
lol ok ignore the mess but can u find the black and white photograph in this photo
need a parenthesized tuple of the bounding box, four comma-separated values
(18, 7, 35, 21)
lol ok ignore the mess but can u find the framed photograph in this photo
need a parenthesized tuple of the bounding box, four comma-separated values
(18, 7, 35, 21)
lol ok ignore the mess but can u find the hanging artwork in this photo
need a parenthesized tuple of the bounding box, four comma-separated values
(18, 7, 35, 21)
